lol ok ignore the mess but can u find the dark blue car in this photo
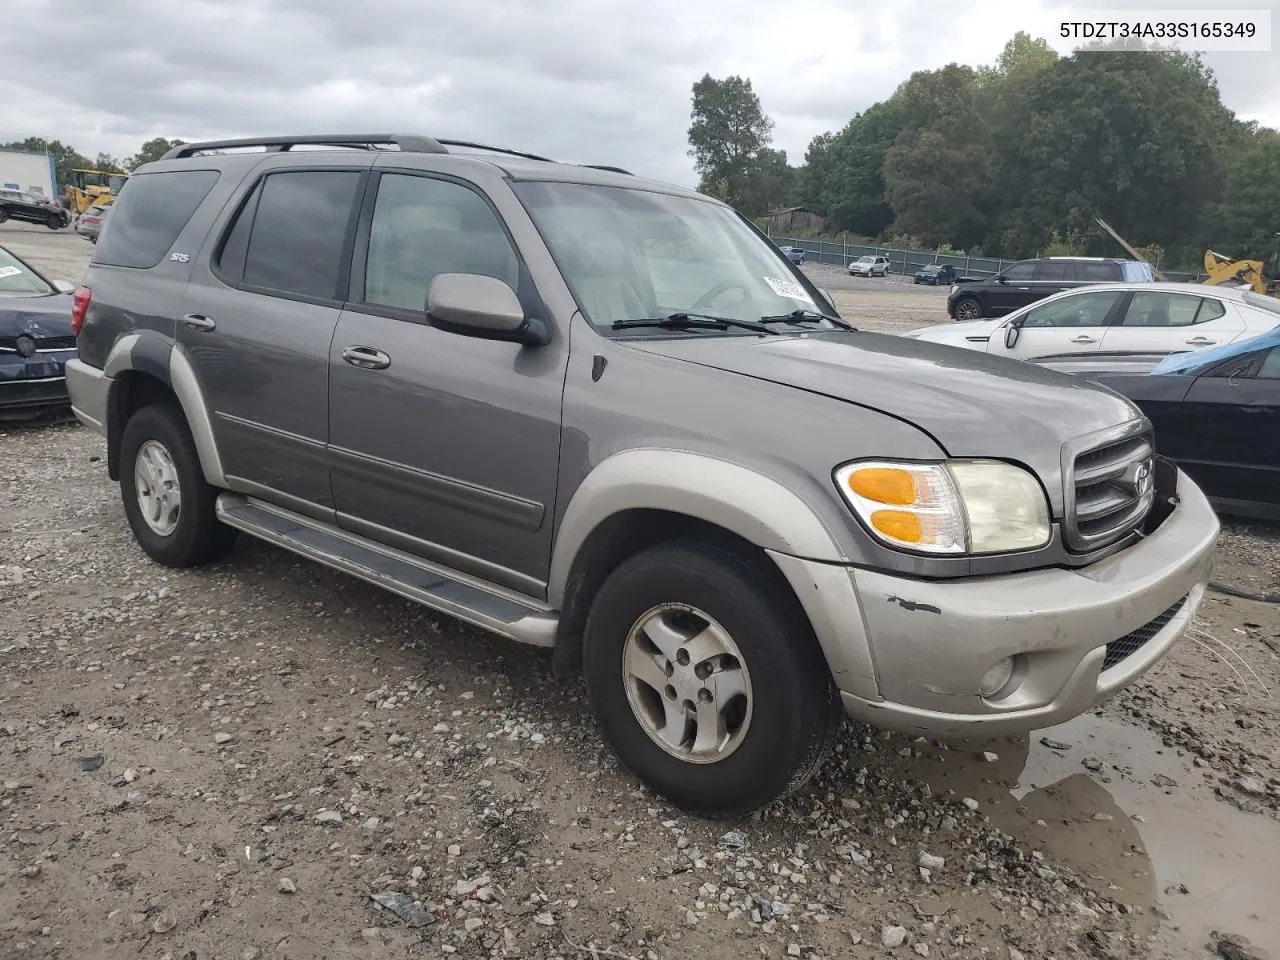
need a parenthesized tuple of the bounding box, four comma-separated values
(0, 244, 78, 422)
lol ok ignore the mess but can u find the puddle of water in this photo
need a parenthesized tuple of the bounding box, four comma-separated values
(904, 711, 1280, 956)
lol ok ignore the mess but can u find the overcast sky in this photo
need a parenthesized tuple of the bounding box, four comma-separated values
(2, 0, 1276, 186)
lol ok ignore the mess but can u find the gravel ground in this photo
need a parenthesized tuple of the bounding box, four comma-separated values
(2, 226, 1278, 960)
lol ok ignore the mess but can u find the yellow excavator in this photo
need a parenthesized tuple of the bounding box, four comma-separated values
(63, 168, 130, 216)
(1202, 248, 1280, 298)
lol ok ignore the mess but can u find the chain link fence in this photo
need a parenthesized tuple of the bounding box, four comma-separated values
(763, 229, 1203, 282)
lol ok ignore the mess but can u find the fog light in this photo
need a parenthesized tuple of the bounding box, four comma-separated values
(980, 657, 1015, 698)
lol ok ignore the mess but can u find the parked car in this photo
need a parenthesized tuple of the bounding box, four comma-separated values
(947, 257, 1154, 321)
(849, 254, 889, 277)
(1074, 328, 1280, 521)
(913, 263, 956, 285)
(0, 189, 70, 230)
(904, 283, 1280, 367)
(67, 133, 1218, 817)
(0, 244, 79, 420)
(779, 245, 806, 265)
(76, 204, 111, 243)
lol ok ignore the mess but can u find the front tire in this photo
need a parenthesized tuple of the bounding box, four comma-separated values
(583, 540, 840, 817)
(120, 404, 238, 567)
(953, 296, 983, 321)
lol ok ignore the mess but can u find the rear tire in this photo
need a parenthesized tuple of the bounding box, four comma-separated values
(583, 540, 841, 817)
(120, 404, 238, 568)
(0, 209, 8, 224)
(45, 213, 61, 230)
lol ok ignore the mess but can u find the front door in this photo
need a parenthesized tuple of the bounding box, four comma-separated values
(327, 169, 568, 595)
(987, 261, 1037, 313)
(988, 289, 1125, 362)
(180, 158, 370, 510)
(1098, 290, 1246, 357)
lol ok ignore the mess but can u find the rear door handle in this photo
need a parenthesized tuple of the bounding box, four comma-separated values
(182, 313, 216, 332)
(1184, 336, 1217, 345)
(341, 346, 391, 370)
(1070, 335, 1097, 344)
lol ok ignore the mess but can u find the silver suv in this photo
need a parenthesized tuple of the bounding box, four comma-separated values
(65, 134, 1219, 816)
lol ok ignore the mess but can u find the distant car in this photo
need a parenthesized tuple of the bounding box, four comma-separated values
(1078, 327, 1280, 521)
(849, 255, 889, 277)
(0, 244, 78, 421)
(779, 246, 806, 265)
(946, 256, 1154, 321)
(913, 263, 956, 286)
(0, 189, 70, 230)
(902, 283, 1280, 367)
(76, 204, 110, 243)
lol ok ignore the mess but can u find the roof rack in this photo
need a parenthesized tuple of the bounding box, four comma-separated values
(158, 134, 635, 176)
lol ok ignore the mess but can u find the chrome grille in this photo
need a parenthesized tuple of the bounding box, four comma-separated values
(0, 335, 76, 352)
(1064, 429, 1155, 551)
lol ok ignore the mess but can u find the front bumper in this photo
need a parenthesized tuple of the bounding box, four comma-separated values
(770, 470, 1219, 739)
(0, 351, 75, 420)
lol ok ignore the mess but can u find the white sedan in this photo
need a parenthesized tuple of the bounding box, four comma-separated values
(902, 282, 1280, 365)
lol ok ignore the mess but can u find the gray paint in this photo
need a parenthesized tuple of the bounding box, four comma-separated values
(67, 138, 1221, 741)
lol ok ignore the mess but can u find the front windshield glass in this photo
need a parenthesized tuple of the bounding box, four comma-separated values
(511, 181, 836, 330)
(0, 247, 53, 297)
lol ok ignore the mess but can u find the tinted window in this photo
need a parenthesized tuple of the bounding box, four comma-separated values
(1035, 261, 1070, 281)
(1021, 291, 1123, 328)
(1120, 292, 1219, 327)
(364, 174, 518, 312)
(93, 170, 219, 269)
(1075, 261, 1120, 282)
(1121, 261, 1154, 282)
(240, 171, 361, 300)
(1256, 347, 1280, 379)
(1001, 262, 1036, 281)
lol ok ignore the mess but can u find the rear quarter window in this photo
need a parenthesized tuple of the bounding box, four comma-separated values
(93, 170, 220, 269)
(1073, 262, 1121, 282)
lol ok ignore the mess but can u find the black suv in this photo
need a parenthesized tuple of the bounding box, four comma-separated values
(947, 257, 1154, 321)
(0, 190, 69, 230)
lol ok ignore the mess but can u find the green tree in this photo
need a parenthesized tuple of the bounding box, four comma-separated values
(125, 137, 186, 170)
(1206, 125, 1280, 263)
(687, 74, 775, 213)
(801, 101, 902, 235)
(94, 152, 125, 173)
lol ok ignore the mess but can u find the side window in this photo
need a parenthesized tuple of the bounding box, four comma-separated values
(93, 170, 220, 269)
(1120, 292, 1214, 327)
(232, 170, 362, 301)
(1020, 291, 1123, 328)
(1074, 262, 1119, 282)
(363, 174, 519, 313)
(1035, 261, 1070, 281)
(1001, 262, 1036, 282)
(1257, 347, 1280, 379)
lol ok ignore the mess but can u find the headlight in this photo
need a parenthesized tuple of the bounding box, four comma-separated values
(949, 284, 958, 295)
(833, 459, 1050, 555)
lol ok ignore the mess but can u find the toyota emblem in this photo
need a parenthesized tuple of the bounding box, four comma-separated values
(14, 334, 37, 358)
(1133, 460, 1153, 497)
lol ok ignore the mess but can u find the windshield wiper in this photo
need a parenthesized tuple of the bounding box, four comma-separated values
(611, 312, 778, 335)
(760, 309, 856, 331)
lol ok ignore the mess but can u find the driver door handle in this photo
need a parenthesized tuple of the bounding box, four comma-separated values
(1069, 335, 1097, 344)
(1184, 336, 1217, 345)
(341, 346, 391, 370)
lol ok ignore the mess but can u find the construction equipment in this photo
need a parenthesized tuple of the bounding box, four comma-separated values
(1202, 248, 1279, 297)
(62, 168, 129, 216)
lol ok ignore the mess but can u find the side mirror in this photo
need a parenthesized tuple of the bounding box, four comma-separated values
(425, 273, 550, 346)
(994, 275, 1007, 285)
(1004, 322, 1021, 349)
(54, 280, 75, 294)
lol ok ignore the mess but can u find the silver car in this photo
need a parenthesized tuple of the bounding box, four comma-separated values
(75, 204, 111, 243)
(65, 134, 1219, 816)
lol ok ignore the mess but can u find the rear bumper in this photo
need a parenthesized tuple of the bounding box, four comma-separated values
(772, 471, 1219, 739)
(65, 358, 111, 433)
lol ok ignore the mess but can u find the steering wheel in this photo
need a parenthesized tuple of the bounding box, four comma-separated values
(691, 280, 750, 311)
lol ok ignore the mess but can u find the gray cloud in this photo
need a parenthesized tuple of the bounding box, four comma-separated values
(2, 0, 1275, 186)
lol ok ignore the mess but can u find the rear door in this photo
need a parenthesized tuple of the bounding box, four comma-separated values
(180, 155, 371, 511)
(987, 289, 1125, 362)
(1098, 290, 1246, 357)
(1176, 346, 1280, 510)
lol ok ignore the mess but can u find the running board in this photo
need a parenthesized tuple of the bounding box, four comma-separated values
(215, 494, 557, 647)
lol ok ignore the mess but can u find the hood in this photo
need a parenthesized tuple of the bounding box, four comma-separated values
(623, 331, 1143, 513)
(0, 293, 74, 338)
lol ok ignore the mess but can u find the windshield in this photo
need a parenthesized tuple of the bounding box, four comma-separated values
(1152, 326, 1280, 376)
(511, 181, 837, 331)
(856, 256, 874, 263)
(0, 246, 54, 297)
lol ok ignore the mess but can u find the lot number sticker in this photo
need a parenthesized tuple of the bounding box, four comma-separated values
(763, 275, 815, 304)
(0, 266, 23, 279)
